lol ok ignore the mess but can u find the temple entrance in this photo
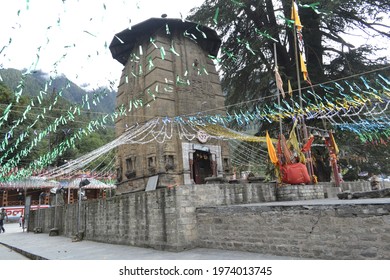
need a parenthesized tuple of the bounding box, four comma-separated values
(192, 150, 213, 184)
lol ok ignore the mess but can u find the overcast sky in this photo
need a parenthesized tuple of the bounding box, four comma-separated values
(0, 0, 204, 90)
(1, 0, 388, 91)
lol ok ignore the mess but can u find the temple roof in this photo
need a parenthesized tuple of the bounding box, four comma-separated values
(109, 18, 221, 65)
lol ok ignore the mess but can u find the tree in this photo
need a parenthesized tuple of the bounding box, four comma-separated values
(188, 0, 390, 180)
(0, 82, 37, 167)
(188, 0, 389, 109)
(0, 81, 115, 178)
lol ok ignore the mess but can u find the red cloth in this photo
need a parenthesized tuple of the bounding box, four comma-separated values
(281, 163, 311, 184)
(301, 136, 314, 153)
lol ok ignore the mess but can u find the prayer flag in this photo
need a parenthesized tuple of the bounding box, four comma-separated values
(329, 131, 339, 155)
(301, 135, 314, 153)
(275, 66, 285, 98)
(266, 131, 278, 165)
(288, 79, 293, 96)
(280, 134, 292, 164)
(300, 53, 308, 81)
(291, 1, 303, 31)
(287, 120, 300, 152)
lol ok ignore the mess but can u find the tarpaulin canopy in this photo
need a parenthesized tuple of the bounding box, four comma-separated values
(0, 176, 60, 189)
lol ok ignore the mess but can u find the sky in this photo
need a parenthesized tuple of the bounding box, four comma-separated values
(0, 0, 205, 90)
(1, 0, 389, 92)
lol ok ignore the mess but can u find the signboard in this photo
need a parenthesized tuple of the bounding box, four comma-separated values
(3, 205, 50, 222)
(145, 175, 159, 192)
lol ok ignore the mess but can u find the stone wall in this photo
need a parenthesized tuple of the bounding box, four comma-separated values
(28, 182, 390, 259)
(321, 181, 372, 199)
(379, 181, 390, 189)
(28, 183, 276, 251)
(196, 202, 390, 259)
(340, 181, 371, 192)
(276, 185, 325, 201)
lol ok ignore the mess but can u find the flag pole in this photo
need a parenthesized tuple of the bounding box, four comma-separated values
(273, 43, 283, 137)
(291, 1, 314, 180)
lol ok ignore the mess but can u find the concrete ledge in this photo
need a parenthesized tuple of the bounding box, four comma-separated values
(247, 176, 266, 183)
(338, 188, 390, 200)
(204, 176, 228, 184)
(0, 242, 47, 260)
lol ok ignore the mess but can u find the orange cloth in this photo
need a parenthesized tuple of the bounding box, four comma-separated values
(282, 163, 311, 184)
(266, 131, 278, 165)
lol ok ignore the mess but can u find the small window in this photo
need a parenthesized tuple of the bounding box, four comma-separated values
(223, 158, 230, 171)
(164, 155, 174, 165)
(147, 156, 155, 168)
(125, 157, 136, 179)
(126, 157, 137, 173)
(126, 158, 133, 171)
(147, 156, 156, 173)
(164, 155, 175, 171)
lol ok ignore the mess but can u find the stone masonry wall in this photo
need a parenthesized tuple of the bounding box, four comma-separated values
(28, 181, 390, 258)
(196, 202, 390, 259)
(276, 185, 325, 201)
(29, 183, 276, 251)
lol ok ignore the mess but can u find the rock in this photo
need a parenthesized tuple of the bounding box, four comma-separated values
(49, 228, 59, 236)
(337, 188, 390, 200)
(204, 176, 227, 184)
(337, 192, 351, 200)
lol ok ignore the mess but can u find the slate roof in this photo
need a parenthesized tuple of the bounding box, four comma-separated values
(109, 18, 221, 65)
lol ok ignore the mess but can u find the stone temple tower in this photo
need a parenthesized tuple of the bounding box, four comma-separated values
(109, 18, 230, 194)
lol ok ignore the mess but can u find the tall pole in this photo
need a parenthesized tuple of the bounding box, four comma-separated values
(77, 187, 82, 233)
(273, 43, 283, 136)
(292, 22, 314, 181)
(293, 25, 304, 118)
(54, 192, 57, 228)
(37, 193, 43, 228)
(77, 178, 89, 235)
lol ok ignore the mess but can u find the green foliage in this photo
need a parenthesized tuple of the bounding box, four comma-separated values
(0, 79, 115, 172)
(188, 0, 390, 112)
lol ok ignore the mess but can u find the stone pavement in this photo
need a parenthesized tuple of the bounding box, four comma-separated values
(0, 244, 29, 260)
(0, 222, 296, 260)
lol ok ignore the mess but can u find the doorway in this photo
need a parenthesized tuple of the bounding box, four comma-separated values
(192, 150, 213, 184)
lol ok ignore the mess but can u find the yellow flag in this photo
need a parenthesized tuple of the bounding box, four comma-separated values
(291, 1, 302, 31)
(288, 80, 293, 96)
(300, 53, 308, 81)
(288, 124, 300, 152)
(329, 131, 339, 155)
(266, 131, 278, 165)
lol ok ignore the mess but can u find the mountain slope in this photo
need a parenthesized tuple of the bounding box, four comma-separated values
(0, 68, 116, 114)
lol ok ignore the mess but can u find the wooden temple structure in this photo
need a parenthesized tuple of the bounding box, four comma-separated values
(0, 175, 116, 207)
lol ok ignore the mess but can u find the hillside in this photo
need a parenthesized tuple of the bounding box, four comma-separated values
(0, 68, 116, 114)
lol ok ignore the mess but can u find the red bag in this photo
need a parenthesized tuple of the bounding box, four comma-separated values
(281, 163, 311, 184)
